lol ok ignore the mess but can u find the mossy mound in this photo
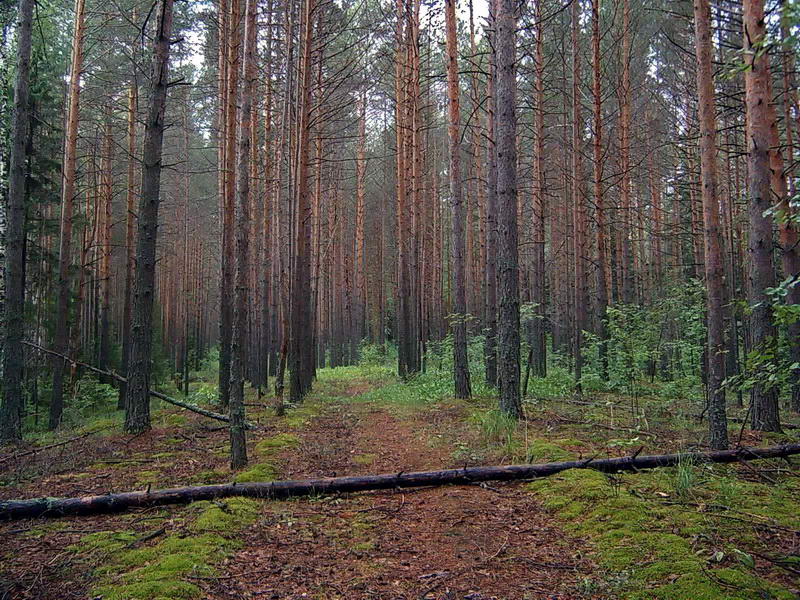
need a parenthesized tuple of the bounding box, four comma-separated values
(254, 433, 300, 456)
(529, 467, 795, 599)
(72, 498, 262, 599)
(234, 461, 278, 483)
(190, 498, 261, 533)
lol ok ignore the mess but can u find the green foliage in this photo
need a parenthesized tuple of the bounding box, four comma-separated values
(523, 365, 575, 400)
(358, 342, 387, 367)
(470, 409, 517, 444)
(672, 454, 699, 499)
(195, 347, 221, 383)
(724, 280, 800, 398)
(190, 382, 219, 405)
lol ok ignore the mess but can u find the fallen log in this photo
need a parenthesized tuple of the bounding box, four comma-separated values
(2, 443, 798, 521)
(23, 342, 254, 428)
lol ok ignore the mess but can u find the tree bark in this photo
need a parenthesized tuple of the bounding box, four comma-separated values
(125, 0, 175, 434)
(591, 0, 608, 381)
(0, 0, 35, 443)
(693, 0, 729, 449)
(289, 0, 317, 403)
(50, 0, 87, 430)
(484, 4, 498, 388)
(219, 0, 241, 410)
(444, 0, 471, 399)
(571, 0, 587, 396)
(495, 0, 521, 417)
(619, 0, 635, 304)
(97, 109, 114, 383)
(531, 0, 547, 379)
(743, 0, 780, 432)
(120, 63, 139, 410)
(5, 443, 800, 520)
(230, 0, 258, 469)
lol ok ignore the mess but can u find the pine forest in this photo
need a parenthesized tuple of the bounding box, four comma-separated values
(1, 0, 800, 597)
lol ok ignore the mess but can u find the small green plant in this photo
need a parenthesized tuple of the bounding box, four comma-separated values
(191, 382, 218, 405)
(672, 454, 698, 499)
(471, 409, 517, 445)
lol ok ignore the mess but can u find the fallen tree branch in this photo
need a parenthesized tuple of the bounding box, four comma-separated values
(1, 443, 799, 521)
(0, 429, 103, 465)
(23, 341, 255, 428)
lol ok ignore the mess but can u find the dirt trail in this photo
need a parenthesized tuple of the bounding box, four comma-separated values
(0, 375, 595, 600)
(202, 389, 594, 600)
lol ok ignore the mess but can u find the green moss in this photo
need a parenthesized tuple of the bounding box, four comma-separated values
(190, 498, 261, 533)
(76, 498, 262, 600)
(158, 413, 189, 427)
(528, 468, 795, 599)
(627, 569, 795, 600)
(234, 461, 278, 483)
(80, 417, 120, 434)
(283, 404, 321, 429)
(68, 530, 138, 555)
(351, 540, 375, 552)
(254, 433, 300, 456)
(92, 580, 201, 600)
(353, 453, 378, 466)
(151, 452, 175, 460)
(527, 439, 574, 462)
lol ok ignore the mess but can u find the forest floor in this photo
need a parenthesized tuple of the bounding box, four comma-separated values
(1, 365, 800, 600)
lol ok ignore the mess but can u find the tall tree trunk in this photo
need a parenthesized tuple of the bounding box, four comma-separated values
(591, 0, 608, 380)
(261, 0, 275, 394)
(743, 0, 780, 432)
(484, 15, 498, 387)
(120, 65, 139, 409)
(531, 0, 547, 378)
(619, 0, 635, 304)
(355, 91, 367, 353)
(97, 109, 114, 382)
(395, 0, 412, 379)
(219, 0, 241, 410)
(50, 0, 86, 430)
(571, 0, 587, 396)
(444, 0, 471, 399)
(693, 0, 729, 449)
(125, 0, 175, 434)
(230, 0, 257, 469)
(0, 0, 34, 443)
(495, 0, 521, 417)
(769, 17, 800, 412)
(289, 0, 317, 403)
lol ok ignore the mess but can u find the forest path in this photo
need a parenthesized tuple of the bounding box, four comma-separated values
(201, 371, 594, 600)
